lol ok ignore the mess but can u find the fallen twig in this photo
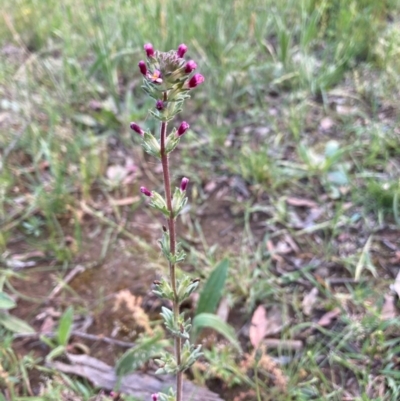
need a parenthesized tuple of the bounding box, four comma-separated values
(13, 330, 136, 348)
(48, 264, 86, 300)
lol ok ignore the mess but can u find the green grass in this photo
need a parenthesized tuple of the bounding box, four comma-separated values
(1, 0, 400, 399)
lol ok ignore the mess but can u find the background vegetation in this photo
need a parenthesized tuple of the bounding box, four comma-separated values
(1, 0, 400, 400)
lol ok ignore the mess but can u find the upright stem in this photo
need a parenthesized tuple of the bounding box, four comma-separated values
(160, 113, 183, 401)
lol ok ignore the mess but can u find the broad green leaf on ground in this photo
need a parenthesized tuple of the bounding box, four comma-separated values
(192, 312, 241, 352)
(57, 306, 74, 346)
(0, 312, 35, 333)
(196, 259, 229, 316)
(0, 292, 16, 309)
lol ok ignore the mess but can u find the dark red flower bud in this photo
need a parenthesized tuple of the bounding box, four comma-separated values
(140, 186, 152, 197)
(138, 60, 147, 75)
(187, 73, 205, 88)
(130, 122, 144, 136)
(151, 394, 158, 401)
(144, 43, 155, 57)
(177, 121, 190, 137)
(177, 43, 188, 58)
(180, 177, 189, 192)
(156, 100, 164, 110)
(185, 60, 197, 73)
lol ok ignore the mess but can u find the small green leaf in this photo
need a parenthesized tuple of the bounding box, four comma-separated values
(57, 306, 74, 346)
(46, 345, 66, 362)
(0, 312, 35, 333)
(39, 334, 56, 348)
(116, 332, 164, 377)
(192, 313, 241, 352)
(72, 113, 98, 127)
(196, 259, 229, 316)
(0, 292, 16, 309)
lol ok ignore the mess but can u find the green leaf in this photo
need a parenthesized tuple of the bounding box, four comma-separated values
(0, 292, 16, 309)
(0, 312, 35, 333)
(46, 345, 66, 362)
(195, 259, 229, 316)
(116, 332, 164, 377)
(192, 313, 241, 352)
(57, 306, 74, 346)
(72, 113, 98, 127)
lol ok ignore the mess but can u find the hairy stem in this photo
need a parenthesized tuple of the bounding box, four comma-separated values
(160, 106, 183, 401)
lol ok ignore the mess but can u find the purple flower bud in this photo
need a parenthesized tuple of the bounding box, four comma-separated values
(140, 186, 152, 197)
(138, 60, 147, 75)
(177, 121, 190, 137)
(185, 60, 197, 73)
(151, 394, 158, 401)
(156, 100, 164, 110)
(144, 43, 155, 57)
(187, 73, 205, 88)
(180, 177, 189, 192)
(177, 43, 188, 58)
(130, 122, 144, 136)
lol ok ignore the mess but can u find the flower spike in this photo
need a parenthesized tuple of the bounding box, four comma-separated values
(134, 43, 205, 401)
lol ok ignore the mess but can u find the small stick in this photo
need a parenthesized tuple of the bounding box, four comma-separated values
(48, 265, 86, 300)
(13, 330, 135, 348)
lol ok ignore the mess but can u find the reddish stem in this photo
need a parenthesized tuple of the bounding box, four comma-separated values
(160, 93, 182, 401)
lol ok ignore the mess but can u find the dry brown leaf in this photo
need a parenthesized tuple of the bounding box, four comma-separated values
(284, 234, 300, 253)
(336, 105, 355, 115)
(286, 197, 318, 208)
(266, 240, 284, 262)
(49, 353, 222, 401)
(216, 297, 230, 323)
(263, 338, 303, 351)
(275, 240, 292, 255)
(106, 165, 128, 182)
(264, 305, 284, 336)
(319, 117, 335, 131)
(249, 305, 283, 348)
(110, 196, 139, 206)
(390, 269, 400, 298)
(317, 307, 341, 327)
(302, 288, 319, 316)
(9, 251, 45, 260)
(249, 305, 267, 348)
(381, 294, 397, 320)
(113, 290, 152, 334)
